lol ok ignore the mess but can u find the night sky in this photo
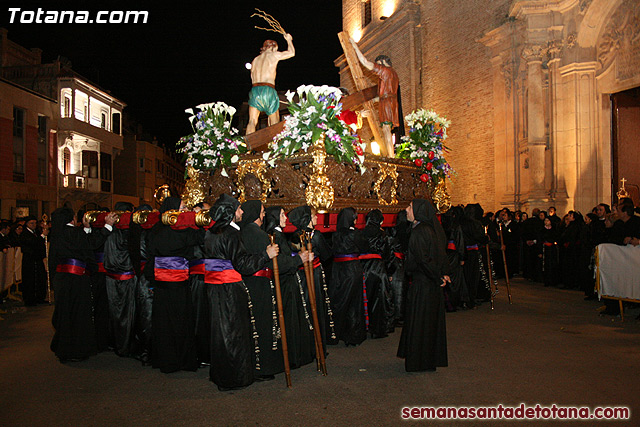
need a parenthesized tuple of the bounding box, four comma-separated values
(3, 1, 343, 147)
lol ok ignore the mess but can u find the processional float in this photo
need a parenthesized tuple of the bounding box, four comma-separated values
(105, 12, 457, 387)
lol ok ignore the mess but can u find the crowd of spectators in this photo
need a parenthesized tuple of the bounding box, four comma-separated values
(0, 217, 50, 306)
(440, 197, 639, 316)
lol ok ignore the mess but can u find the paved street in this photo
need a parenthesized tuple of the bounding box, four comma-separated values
(1, 278, 639, 426)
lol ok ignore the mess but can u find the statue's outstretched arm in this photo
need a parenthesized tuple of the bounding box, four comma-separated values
(350, 37, 374, 70)
(275, 33, 295, 60)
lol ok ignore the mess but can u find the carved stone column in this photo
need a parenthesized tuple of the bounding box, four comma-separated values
(523, 44, 547, 201)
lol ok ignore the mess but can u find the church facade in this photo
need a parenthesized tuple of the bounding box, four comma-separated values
(338, 0, 640, 213)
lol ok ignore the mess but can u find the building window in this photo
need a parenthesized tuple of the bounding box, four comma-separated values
(139, 158, 145, 171)
(13, 107, 25, 181)
(37, 116, 48, 185)
(362, 0, 372, 28)
(101, 112, 107, 129)
(101, 152, 112, 193)
(82, 150, 99, 178)
(64, 97, 71, 117)
(112, 112, 121, 135)
(100, 152, 112, 181)
(63, 148, 71, 175)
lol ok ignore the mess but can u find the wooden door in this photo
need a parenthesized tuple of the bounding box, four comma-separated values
(612, 87, 640, 206)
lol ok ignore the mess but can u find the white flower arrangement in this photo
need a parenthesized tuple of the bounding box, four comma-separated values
(269, 84, 365, 171)
(177, 102, 246, 175)
(396, 108, 454, 183)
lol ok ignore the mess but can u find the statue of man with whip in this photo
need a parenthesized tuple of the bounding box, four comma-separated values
(246, 9, 295, 135)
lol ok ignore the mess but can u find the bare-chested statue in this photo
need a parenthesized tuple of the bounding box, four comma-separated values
(246, 33, 295, 135)
(350, 37, 399, 157)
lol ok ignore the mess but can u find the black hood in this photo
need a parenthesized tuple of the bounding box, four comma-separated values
(159, 197, 181, 214)
(210, 194, 240, 233)
(50, 207, 75, 242)
(413, 198, 447, 259)
(412, 199, 433, 223)
(289, 206, 312, 231)
(239, 200, 262, 228)
(365, 209, 384, 227)
(263, 206, 283, 234)
(114, 201, 134, 212)
(336, 207, 357, 231)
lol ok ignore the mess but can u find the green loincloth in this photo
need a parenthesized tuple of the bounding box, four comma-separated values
(248, 85, 279, 116)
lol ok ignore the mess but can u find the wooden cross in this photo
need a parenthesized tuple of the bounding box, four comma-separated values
(337, 31, 386, 156)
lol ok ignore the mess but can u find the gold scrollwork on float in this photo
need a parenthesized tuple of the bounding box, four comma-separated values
(305, 134, 335, 213)
(236, 159, 271, 203)
(432, 179, 452, 213)
(373, 162, 398, 206)
(181, 165, 207, 208)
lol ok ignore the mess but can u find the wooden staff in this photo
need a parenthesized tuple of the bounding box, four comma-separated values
(269, 234, 291, 388)
(497, 222, 513, 304)
(44, 234, 53, 304)
(484, 225, 496, 310)
(303, 232, 327, 376)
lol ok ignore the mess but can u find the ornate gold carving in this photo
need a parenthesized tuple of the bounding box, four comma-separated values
(181, 165, 206, 209)
(132, 210, 152, 225)
(373, 162, 398, 206)
(161, 210, 180, 226)
(154, 184, 172, 206)
(617, 177, 630, 200)
(431, 179, 452, 213)
(236, 159, 271, 203)
(195, 209, 212, 227)
(305, 134, 334, 213)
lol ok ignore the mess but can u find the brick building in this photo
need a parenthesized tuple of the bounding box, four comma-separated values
(1, 28, 131, 214)
(0, 76, 57, 220)
(114, 130, 185, 208)
(338, 0, 640, 213)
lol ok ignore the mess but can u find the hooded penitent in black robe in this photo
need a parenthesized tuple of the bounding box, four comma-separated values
(388, 210, 410, 323)
(459, 204, 488, 308)
(264, 206, 315, 369)
(289, 206, 336, 350)
(204, 194, 271, 391)
(397, 199, 448, 372)
(329, 208, 366, 346)
(104, 202, 138, 358)
(441, 206, 469, 310)
(358, 209, 395, 338)
(130, 204, 153, 364)
(86, 221, 113, 352)
(144, 197, 202, 373)
(189, 240, 210, 366)
(49, 208, 97, 361)
(239, 200, 283, 377)
(537, 224, 560, 287)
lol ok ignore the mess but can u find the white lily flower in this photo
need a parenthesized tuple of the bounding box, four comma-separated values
(262, 152, 270, 160)
(285, 90, 295, 103)
(221, 168, 228, 178)
(185, 108, 194, 115)
(231, 155, 239, 163)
